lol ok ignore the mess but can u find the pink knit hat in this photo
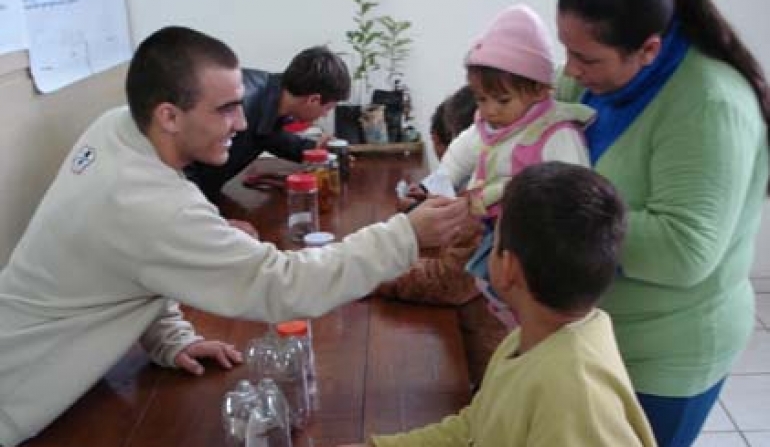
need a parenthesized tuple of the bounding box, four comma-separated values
(465, 5, 555, 85)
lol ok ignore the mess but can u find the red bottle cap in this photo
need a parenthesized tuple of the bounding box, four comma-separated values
(303, 149, 329, 163)
(276, 320, 309, 337)
(286, 173, 317, 192)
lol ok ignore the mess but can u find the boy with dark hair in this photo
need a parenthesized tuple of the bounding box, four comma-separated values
(185, 45, 350, 201)
(355, 162, 656, 446)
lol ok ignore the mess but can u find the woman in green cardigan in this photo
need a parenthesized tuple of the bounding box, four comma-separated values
(555, 0, 770, 445)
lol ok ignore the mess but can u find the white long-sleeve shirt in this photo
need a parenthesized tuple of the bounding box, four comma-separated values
(0, 107, 418, 446)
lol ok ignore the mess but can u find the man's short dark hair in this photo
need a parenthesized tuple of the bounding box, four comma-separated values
(496, 162, 627, 313)
(126, 26, 239, 132)
(282, 46, 351, 104)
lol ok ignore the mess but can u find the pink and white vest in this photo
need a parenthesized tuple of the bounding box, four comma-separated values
(466, 98, 594, 217)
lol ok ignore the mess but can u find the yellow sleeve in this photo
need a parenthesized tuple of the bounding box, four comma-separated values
(372, 407, 472, 447)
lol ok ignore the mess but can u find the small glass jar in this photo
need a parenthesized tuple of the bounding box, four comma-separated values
(286, 173, 319, 243)
(326, 139, 351, 182)
(302, 149, 334, 213)
(327, 153, 341, 195)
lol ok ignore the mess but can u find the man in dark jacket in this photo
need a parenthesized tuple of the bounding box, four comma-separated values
(185, 46, 350, 201)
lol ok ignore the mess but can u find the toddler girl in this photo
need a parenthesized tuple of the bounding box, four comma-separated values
(437, 5, 595, 322)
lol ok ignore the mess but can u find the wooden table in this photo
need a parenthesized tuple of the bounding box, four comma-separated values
(22, 153, 470, 447)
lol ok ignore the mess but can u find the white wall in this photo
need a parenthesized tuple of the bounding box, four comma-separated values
(126, 0, 770, 284)
(126, 0, 554, 164)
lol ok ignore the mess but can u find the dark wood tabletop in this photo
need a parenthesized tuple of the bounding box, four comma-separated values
(22, 153, 470, 447)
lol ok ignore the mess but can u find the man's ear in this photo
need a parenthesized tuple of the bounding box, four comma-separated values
(639, 35, 662, 66)
(306, 93, 323, 106)
(154, 103, 181, 134)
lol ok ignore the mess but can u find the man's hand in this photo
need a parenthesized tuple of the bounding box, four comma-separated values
(407, 196, 469, 248)
(174, 340, 243, 376)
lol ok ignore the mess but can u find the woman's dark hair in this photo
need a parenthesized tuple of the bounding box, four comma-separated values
(126, 26, 239, 133)
(559, 0, 770, 193)
(496, 162, 627, 313)
(282, 46, 351, 104)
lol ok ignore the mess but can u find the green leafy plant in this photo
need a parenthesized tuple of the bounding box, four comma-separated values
(346, 0, 383, 87)
(377, 16, 412, 83)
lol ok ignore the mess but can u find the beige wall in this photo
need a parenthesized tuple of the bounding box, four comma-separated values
(0, 51, 126, 264)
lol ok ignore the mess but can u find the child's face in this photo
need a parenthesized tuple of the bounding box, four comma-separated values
(468, 75, 544, 130)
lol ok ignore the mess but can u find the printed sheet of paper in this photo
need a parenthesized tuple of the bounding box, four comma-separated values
(24, 0, 131, 93)
(421, 168, 456, 198)
(0, 0, 27, 55)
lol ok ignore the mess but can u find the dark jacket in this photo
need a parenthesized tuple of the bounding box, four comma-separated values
(185, 68, 316, 201)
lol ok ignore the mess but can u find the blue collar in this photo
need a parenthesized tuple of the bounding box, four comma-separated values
(582, 20, 690, 164)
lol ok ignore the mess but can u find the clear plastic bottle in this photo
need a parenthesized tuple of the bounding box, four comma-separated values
(245, 330, 311, 430)
(245, 378, 293, 447)
(222, 380, 261, 447)
(286, 173, 319, 243)
(276, 320, 317, 407)
(302, 149, 333, 213)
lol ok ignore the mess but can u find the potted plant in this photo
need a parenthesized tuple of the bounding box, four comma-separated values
(345, 0, 383, 103)
(372, 16, 412, 142)
(377, 16, 412, 84)
(337, 0, 414, 143)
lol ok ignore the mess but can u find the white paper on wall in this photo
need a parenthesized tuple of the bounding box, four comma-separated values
(24, 0, 131, 93)
(0, 0, 28, 55)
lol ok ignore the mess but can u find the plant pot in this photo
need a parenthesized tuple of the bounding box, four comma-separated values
(334, 104, 364, 144)
(360, 104, 388, 144)
(372, 89, 404, 142)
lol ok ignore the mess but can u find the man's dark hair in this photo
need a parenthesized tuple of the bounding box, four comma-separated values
(282, 46, 351, 104)
(126, 26, 239, 133)
(496, 162, 627, 313)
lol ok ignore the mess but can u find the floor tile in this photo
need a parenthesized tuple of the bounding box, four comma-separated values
(744, 431, 770, 447)
(702, 401, 736, 432)
(732, 331, 770, 374)
(721, 375, 770, 431)
(757, 294, 770, 329)
(693, 432, 747, 447)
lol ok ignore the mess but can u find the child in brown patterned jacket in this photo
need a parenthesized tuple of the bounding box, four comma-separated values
(376, 86, 507, 387)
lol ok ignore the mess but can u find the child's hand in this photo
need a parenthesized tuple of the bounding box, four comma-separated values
(396, 196, 419, 213)
(460, 187, 487, 217)
(174, 340, 243, 376)
(406, 182, 428, 201)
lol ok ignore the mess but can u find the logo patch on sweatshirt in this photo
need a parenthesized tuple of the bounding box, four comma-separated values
(71, 146, 96, 174)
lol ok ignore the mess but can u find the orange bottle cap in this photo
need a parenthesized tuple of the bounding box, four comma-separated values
(276, 320, 309, 337)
